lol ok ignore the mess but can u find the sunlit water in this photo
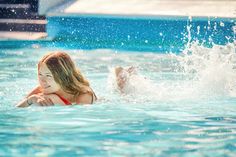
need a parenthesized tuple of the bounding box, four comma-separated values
(0, 42, 236, 156)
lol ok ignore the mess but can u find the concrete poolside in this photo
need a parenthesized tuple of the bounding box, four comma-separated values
(51, 0, 236, 18)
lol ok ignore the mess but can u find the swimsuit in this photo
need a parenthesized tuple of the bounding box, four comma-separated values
(55, 89, 97, 105)
(55, 94, 72, 105)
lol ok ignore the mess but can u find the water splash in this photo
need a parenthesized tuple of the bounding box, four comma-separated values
(178, 42, 236, 97)
(107, 42, 236, 102)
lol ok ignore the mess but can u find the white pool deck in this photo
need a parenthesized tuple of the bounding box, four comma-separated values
(52, 0, 236, 18)
(0, 0, 235, 40)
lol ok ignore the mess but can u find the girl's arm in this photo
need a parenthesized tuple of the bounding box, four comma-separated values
(27, 86, 42, 97)
(16, 97, 33, 107)
(16, 94, 54, 107)
(16, 93, 67, 107)
(16, 86, 43, 107)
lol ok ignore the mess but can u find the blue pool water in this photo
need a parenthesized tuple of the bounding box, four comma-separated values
(0, 15, 236, 156)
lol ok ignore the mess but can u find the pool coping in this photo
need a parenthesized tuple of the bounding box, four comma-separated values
(47, 0, 236, 18)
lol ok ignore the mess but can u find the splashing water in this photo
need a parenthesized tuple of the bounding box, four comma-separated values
(107, 42, 236, 102)
(178, 42, 236, 96)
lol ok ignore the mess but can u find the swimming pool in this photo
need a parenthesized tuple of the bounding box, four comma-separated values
(0, 15, 236, 156)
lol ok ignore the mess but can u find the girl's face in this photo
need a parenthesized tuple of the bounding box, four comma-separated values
(38, 63, 61, 94)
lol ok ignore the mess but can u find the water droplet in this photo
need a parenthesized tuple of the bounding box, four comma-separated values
(127, 35, 130, 40)
(197, 26, 200, 35)
(220, 22, 225, 27)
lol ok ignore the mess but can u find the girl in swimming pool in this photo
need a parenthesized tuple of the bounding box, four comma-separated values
(16, 52, 97, 107)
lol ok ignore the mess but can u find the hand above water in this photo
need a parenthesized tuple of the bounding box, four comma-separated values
(27, 94, 54, 106)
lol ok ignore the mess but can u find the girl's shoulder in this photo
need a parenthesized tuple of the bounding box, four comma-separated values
(76, 91, 97, 104)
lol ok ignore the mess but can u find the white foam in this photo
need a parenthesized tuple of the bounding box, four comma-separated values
(178, 42, 236, 96)
(107, 42, 236, 102)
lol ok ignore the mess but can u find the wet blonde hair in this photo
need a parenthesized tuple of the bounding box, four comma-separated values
(38, 52, 92, 97)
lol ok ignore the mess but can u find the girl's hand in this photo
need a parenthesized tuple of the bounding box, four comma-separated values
(27, 94, 54, 106)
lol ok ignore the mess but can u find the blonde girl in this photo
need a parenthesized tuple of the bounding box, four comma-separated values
(17, 52, 97, 107)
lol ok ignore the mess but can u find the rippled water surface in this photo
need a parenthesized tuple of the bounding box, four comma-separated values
(0, 45, 236, 156)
